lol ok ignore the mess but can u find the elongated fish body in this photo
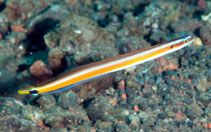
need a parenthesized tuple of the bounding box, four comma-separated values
(18, 35, 194, 95)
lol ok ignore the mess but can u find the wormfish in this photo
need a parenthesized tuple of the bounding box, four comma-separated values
(18, 35, 194, 95)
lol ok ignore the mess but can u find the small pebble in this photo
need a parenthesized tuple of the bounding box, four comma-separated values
(152, 86, 157, 92)
(193, 37, 203, 46)
(196, 78, 208, 92)
(118, 79, 125, 90)
(121, 93, 127, 100)
(138, 111, 150, 119)
(133, 105, 139, 112)
(48, 48, 64, 70)
(152, 23, 158, 29)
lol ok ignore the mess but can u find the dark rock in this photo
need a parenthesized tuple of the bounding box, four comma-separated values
(142, 117, 154, 127)
(114, 123, 130, 132)
(158, 112, 167, 119)
(87, 96, 113, 121)
(198, 92, 210, 106)
(44, 107, 88, 129)
(36, 95, 56, 111)
(58, 91, 79, 109)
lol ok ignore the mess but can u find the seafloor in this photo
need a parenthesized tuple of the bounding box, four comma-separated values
(0, 0, 210, 132)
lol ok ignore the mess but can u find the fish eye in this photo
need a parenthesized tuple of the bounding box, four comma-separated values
(184, 40, 187, 43)
(29, 89, 38, 94)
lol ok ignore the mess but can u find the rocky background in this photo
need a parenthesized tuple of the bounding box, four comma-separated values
(0, 0, 210, 131)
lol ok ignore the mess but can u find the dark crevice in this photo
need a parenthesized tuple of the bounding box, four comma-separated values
(17, 64, 29, 72)
(193, 27, 200, 36)
(192, 10, 204, 19)
(82, 98, 94, 109)
(116, 14, 124, 23)
(133, 3, 148, 16)
(178, 57, 182, 68)
(0, 2, 5, 12)
(150, 40, 158, 46)
(26, 18, 59, 53)
(93, 3, 99, 11)
(143, 33, 157, 46)
(167, 24, 175, 34)
(97, 15, 110, 27)
(143, 33, 151, 42)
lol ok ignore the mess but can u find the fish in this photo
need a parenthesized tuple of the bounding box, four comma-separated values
(18, 35, 194, 95)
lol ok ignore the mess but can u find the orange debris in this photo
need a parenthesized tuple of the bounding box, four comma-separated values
(139, 93, 143, 96)
(142, 87, 147, 94)
(162, 127, 167, 131)
(151, 95, 156, 98)
(118, 120, 123, 124)
(187, 79, 191, 84)
(171, 75, 175, 80)
(68, 107, 74, 111)
(50, 42, 56, 48)
(196, 123, 201, 127)
(11, 25, 25, 32)
(91, 128, 96, 132)
(157, 67, 163, 73)
(121, 93, 127, 99)
(175, 112, 186, 121)
(208, 123, 211, 129)
(0, 33, 2, 40)
(156, 57, 178, 73)
(109, 97, 117, 106)
(133, 105, 139, 111)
